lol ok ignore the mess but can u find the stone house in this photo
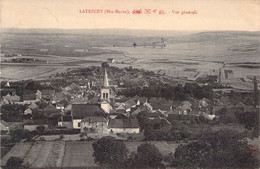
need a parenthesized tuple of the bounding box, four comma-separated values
(80, 116, 107, 133)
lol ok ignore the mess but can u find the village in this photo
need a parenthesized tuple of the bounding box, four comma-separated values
(1, 60, 259, 168)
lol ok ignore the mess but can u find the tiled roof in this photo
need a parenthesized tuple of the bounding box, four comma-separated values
(108, 119, 139, 129)
(28, 102, 39, 109)
(72, 104, 104, 119)
(23, 91, 36, 100)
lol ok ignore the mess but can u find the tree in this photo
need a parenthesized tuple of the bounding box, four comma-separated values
(6, 156, 23, 169)
(36, 125, 45, 134)
(92, 136, 128, 167)
(10, 128, 25, 142)
(101, 62, 109, 68)
(127, 143, 164, 168)
(173, 129, 259, 168)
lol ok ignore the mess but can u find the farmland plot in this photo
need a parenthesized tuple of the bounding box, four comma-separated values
(1, 142, 33, 166)
(43, 141, 65, 168)
(62, 141, 97, 168)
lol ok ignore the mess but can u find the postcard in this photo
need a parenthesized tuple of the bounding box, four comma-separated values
(1, 0, 260, 168)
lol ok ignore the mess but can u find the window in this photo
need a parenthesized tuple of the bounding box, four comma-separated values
(103, 93, 106, 99)
(106, 93, 108, 99)
(78, 122, 81, 127)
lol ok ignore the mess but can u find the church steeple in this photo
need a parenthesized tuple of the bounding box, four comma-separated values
(103, 68, 109, 88)
(101, 67, 110, 101)
(100, 67, 111, 113)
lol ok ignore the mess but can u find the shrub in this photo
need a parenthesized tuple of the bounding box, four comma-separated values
(6, 156, 23, 169)
(36, 125, 45, 134)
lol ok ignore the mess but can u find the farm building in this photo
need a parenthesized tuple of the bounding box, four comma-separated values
(80, 116, 108, 133)
(108, 119, 140, 133)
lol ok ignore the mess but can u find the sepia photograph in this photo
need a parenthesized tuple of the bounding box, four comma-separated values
(1, 0, 260, 168)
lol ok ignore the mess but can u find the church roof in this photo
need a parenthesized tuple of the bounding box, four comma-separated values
(72, 104, 104, 119)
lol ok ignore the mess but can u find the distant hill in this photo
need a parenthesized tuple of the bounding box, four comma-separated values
(1, 28, 199, 37)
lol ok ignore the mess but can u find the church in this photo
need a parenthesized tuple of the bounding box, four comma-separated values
(70, 66, 140, 134)
(70, 67, 112, 131)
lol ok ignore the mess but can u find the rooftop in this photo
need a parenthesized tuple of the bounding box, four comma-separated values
(71, 104, 104, 119)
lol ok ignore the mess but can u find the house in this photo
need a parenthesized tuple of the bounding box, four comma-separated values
(199, 98, 210, 108)
(115, 114, 129, 119)
(149, 98, 173, 112)
(71, 104, 106, 129)
(36, 89, 55, 101)
(56, 99, 69, 110)
(232, 101, 246, 111)
(58, 116, 72, 128)
(124, 96, 146, 112)
(22, 91, 38, 104)
(130, 105, 149, 118)
(52, 92, 70, 104)
(33, 104, 61, 118)
(107, 58, 115, 63)
(80, 116, 107, 133)
(0, 120, 9, 134)
(143, 101, 153, 111)
(2, 94, 20, 104)
(64, 104, 72, 112)
(24, 102, 39, 115)
(174, 101, 192, 115)
(64, 83, 79, 91)
(23, 119, 48, 131)
(148, 117, 172, 132)
(108, 119, 140, 133)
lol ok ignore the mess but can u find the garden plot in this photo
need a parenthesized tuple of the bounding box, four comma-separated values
(43, 141, 65, 168)
(22, 142, 52, 168)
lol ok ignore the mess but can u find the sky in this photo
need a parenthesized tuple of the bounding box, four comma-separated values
(1, 0, 260, 31)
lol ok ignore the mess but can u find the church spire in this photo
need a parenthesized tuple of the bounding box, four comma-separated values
(103, 67, 109, 87)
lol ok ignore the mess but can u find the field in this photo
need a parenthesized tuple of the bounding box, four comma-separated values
(1, 140, 178, 168)
(62, 142, 97, 168)
(1, 30, 259, 85)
